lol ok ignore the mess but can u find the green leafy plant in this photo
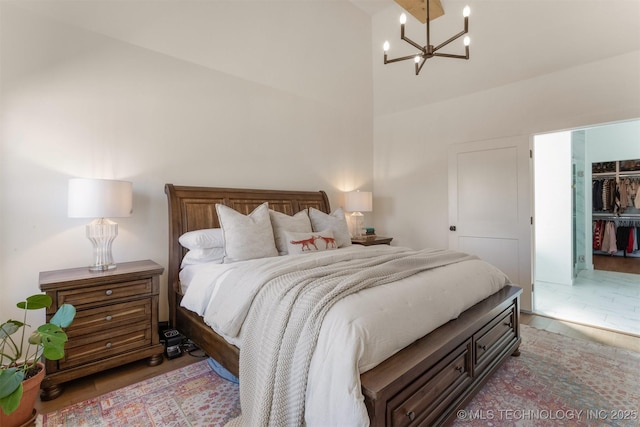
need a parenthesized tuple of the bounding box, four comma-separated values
(0, 294, 75, 415)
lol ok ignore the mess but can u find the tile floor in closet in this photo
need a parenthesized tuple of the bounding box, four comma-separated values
(535, 256, 640, 336)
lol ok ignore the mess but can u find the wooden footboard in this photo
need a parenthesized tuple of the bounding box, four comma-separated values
(165, 184, 522, 426)
(361, 284, 521, 426)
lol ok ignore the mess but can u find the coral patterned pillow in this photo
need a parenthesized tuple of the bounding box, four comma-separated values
(284, 229, 337, 255)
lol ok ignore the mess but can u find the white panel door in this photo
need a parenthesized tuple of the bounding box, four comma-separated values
(448, 136, 532, 311)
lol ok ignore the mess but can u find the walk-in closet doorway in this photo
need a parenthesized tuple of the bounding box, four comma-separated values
(533, 119, 640, 336)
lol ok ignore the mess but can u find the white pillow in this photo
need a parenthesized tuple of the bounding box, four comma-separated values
(179, 228, 224, 250)
(181, 248, 225, 267)
(285, 229, 337, 255)
(216, 202, 278, 263)
(269, 209, 313, 255)
(308, 207, 352, 248)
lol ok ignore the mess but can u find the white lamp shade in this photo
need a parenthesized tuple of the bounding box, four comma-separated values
(68, 178, 133, 218)
(345, 191, 372, 212)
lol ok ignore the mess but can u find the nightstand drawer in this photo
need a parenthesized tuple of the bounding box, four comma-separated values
(58, 279, 153, 308)
(60, 323, 152, 369)
(66, 299, 152, 338)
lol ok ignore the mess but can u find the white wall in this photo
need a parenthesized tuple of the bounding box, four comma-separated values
(586, 120, 640, 162)
(373, 51, 640, 252)
(533, 132, 573, 286)
(0, 3, 373, 324)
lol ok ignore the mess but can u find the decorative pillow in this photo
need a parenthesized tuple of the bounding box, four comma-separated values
(179, 228, 224, 250)
(216, 202, 278, 263)
(308, 207, 352, 248)
(181, 247, 225, 267)
(269, 209, 313, 255)
(285, 229, 337, 255)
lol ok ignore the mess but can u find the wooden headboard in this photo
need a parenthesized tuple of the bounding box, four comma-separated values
(164, 184, 330, 325)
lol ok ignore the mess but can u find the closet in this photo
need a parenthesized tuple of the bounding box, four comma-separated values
(592, 159, 640, 259)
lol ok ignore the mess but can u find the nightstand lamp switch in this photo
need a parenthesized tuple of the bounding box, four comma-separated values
(68, 178, 133, 272)
(345, 190, 372, 237)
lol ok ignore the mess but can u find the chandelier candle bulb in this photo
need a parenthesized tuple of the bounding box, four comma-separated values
(400, 13, 407, 24)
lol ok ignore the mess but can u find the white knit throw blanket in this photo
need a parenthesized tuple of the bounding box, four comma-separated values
(226, 248, 477, 427)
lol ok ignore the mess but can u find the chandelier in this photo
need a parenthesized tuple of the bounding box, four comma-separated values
(383, 1, 470, 75)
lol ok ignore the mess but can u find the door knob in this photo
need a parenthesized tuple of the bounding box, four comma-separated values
(449, 226, 457, 231)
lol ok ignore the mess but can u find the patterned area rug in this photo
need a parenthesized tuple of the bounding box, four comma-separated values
(37, 359, 240, 426)
(453, 324, 640, 427)
(37, 325, 639, 426)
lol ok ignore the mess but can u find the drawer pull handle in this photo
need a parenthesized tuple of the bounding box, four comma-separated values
(504, 322, 513, 328)
(105, 315, 112, 321)
(455, 366, 463, 373)
(105, 342, 112, 349)
(407, 411, 415, 421)
(105, 290, 113, 296)
(478, 344, 487, 351)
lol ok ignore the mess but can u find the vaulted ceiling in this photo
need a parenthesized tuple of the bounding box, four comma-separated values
(8, 0, 640, 115)
(369, 0, 640, 113)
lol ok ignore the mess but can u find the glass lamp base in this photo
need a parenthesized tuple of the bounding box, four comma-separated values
(86, 218, 118, 272)
(351, 212, 364, 237)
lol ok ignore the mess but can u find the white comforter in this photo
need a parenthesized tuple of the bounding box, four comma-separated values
(180, 245, 510, 426)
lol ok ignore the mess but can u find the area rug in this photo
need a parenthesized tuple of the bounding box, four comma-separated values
(452, 324, 640, 427)
(36, 359, 240, 426)
(37, 325, 639, 426)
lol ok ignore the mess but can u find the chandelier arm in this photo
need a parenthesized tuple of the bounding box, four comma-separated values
(401, 34, 425, 52)
(385, 53, 422, 64)
(433, 30, 467, 52)
(433, 51, 469, 60)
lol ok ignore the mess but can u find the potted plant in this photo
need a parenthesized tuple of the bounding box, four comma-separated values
(0, 294, 75, 426)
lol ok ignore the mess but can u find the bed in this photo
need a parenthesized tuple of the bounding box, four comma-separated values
(165, 184, 522, 426)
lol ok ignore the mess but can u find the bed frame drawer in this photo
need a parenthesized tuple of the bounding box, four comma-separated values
(474, 305, 517, 374)
(387, 341, 472, 427)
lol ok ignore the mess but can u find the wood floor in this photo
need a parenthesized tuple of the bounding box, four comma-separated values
(35, 314, 640, 415)
(593, 253, 640, 274)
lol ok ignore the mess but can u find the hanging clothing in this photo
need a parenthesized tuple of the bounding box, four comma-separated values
(611, 180, 621, 214)
(600, 221, 617, 254)
(593, 220, 605, 250)
(619, 179, 628, 210)
(616, 226, 631, 256)
(592, 180, 604, 211)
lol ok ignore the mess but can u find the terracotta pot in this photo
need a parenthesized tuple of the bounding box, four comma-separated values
(0, 362, 45, 427)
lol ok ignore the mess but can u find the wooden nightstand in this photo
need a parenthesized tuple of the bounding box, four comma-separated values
(351, 236, 393, 246)
(38, 260, 165, 400)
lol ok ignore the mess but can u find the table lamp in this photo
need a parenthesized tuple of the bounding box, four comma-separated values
(68, 178, 133, 271)
(345, 190, 372, 237)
